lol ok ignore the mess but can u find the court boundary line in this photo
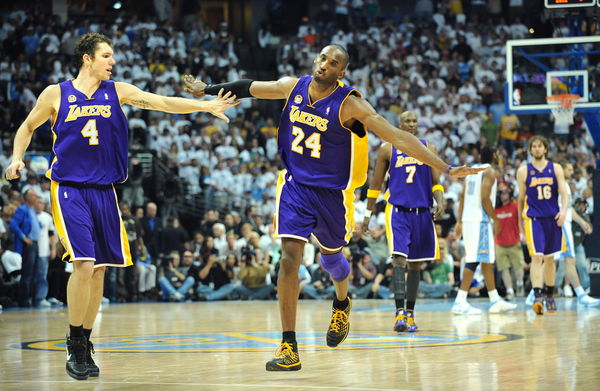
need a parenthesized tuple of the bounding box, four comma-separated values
(0, 379, 415, 390)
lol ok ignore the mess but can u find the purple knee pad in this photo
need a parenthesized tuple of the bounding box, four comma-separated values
(320, 252, 350, 282)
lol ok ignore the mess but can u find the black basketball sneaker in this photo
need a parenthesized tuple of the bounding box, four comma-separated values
(265, 341, 302, 371)
(65, 335, 88, 380)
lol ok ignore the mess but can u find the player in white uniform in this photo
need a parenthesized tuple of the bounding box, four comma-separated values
(452, 147, 517, 314)
(526, 161, 598, 306)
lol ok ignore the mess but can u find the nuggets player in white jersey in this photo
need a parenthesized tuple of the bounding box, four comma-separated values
(5, 32, 238, 380)
(183, 45, 485, 371)
(452, 146, 517, 314)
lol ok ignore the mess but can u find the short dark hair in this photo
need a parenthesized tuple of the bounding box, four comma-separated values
(74, 32, 112, 69)
(480, 145, 496, 164)
(326, 44, 350, 69)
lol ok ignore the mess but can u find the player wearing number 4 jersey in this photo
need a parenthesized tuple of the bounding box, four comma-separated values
(183, 45, 484, 372)
(517, 136, 569, 315)
(5, 32, 238, 381)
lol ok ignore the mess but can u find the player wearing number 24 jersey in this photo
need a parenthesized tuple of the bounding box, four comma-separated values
(5, 32, 238, 381)
(183, 45, 485, 372)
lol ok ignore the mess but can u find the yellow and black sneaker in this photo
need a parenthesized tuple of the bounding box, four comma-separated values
(532, 296, 544, 315)
(393, 309, 407, 332)
(326, 298, 352, 347)
(265, 342, 301, 371)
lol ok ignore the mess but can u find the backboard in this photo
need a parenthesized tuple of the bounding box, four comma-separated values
(505, 36, 600, 114)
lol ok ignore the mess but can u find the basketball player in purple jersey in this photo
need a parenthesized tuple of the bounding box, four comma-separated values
(5, 32, 238, 380)
(362, 111, 444, 333)
(516, 136, 569, 315)
(183, 45, 484, 371)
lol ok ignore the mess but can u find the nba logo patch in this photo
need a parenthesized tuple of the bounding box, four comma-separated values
(294, 94, 302, 104)
(63, 191, 68, 199)
(105, 93, 109, 100)
(326, 107, 331, 115)
(68, 95, 76, 103)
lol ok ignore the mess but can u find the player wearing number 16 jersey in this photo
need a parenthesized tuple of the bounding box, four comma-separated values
(5, 32, 238, 381)
(517, 135, 569, 315)
(183, 45, 485, 372)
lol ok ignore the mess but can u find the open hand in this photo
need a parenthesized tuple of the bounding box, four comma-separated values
(183, 75, 207, 98)
(448, 165, 487, 178)
(208, 88, 240, 123)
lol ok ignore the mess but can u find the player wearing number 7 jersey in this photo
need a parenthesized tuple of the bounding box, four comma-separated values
(4, 32, 238, 381)
(183, 44, 485, 372)
(517, 135, 569, 315)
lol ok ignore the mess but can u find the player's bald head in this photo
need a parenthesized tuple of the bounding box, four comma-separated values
(400, 111, 417, 121)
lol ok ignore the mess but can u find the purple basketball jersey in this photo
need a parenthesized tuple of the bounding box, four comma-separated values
(386, 140, 433, 208)
(278, 75, 368, 190)
(524, 162, 559, 218)
(48, 80, 129, 185)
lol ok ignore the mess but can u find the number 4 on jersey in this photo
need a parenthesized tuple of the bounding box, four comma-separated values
(81, 119, 99, 145)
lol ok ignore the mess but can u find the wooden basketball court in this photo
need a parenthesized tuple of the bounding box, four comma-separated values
(1, 298, 598, 390)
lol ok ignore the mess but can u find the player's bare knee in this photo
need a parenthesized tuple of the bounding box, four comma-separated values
(73, 261, 95, 280)
(391, 255, 407, 268)
(93, 267, 106, 279)
(279, 256, 301, 274)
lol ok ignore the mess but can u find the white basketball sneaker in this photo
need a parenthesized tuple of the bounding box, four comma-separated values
(525, 289, 535, 306)
(451, 301, 482, 315)
(578, 295, 600, 306)
(489, 299, 518, 313)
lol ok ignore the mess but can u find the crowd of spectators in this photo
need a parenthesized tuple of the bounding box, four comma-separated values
(0, 1, 597, 308)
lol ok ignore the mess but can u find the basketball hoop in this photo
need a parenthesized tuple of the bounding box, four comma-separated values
(546, 94, 580, 125)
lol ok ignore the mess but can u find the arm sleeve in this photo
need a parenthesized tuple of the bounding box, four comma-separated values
(204, 79, 254, 99)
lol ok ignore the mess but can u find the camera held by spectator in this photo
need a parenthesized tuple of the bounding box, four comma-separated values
(241, 246, 256, 266)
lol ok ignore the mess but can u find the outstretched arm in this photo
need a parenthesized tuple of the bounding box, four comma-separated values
(115, 82, 239, 122)
(6, 85, 59, 180)
(343, 96, 484, 178)
(182, 75, 298, 100)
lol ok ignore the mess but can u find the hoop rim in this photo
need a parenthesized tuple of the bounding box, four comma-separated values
(546, 93, 581, 109)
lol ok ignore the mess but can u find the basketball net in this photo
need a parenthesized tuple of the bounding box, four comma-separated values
(546, 94, 579, 125)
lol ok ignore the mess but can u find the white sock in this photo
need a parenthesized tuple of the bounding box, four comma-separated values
(507, 288, 515, 295)
(574, 286, 586, 298)
(456, 290, 468, 303)
(489, 289, 501, 303)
